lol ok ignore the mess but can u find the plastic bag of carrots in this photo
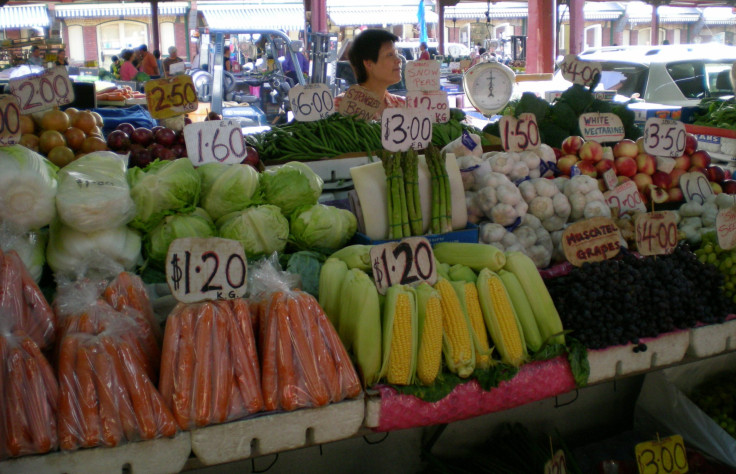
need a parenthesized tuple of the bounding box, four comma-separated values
(0, 330, 59, 460)
(249, 256, 362, 412)
(159, 300, 264, 430)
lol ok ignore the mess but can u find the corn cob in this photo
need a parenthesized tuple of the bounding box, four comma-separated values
(476, 268, 527, 367)
(329, 245, 373, 272)
(319, 258, 348, 328)
(499, 269, 543, 352)
(433, 242, 506, 272)
(415, 283, 444, 386)
(434, 277, 475, 378)
(452, 280, 493, 370)
(448, 264, 477, 283)
(379, 285, 418, 386)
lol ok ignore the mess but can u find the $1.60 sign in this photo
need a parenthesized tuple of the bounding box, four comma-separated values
(145, 75, 198, 119)
(500, 113, 540, 152)
(184, 120, 248, 165)
(8, 66, 74, 114)
(381, 108, 432, 152)
(370, 237, 437, 295)
(288, 83, 334, 121)
(0, 95, 21, 146)
(166, 237, 247, 303)
(644, 118, 686, 158)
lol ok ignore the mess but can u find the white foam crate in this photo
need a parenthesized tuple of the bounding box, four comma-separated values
(587, 330, 689, 384)
(0, 432, 191, 474)
(363, 391, 381, 429)
(190, 395, 365, 466)
(689, 319, 736, 358)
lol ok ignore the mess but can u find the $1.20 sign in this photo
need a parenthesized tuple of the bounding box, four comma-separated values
(644, 118, 686, 158)
(145, 75, 198, 120)
(499, 113, 541, 152)
(288, 83, 334, 121)
(184, 120, 248, 165)
(0, 95, 21, 146)
(381, 108, 432, 152)
(166, 237, 247, 303)
(8, 66, 74, 114)
(370, 237, 437, 295)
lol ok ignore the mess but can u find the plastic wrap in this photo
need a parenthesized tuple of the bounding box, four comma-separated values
(0, 331, 59, 460)
(0, 223, 47, 283)
(159, 300, 263, 429)
(103, 271, 163, 342)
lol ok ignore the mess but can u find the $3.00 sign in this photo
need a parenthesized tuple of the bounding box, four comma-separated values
(499, 113, 541, 152)
(8, 66, 74, 114)
(183, 120, 248, 165)
(144, 75, 198, 120)
(166, 237, 247, 303)
(635, 211, 678, 256)
(288, 83, 334, 121)
(635, 435, 688, 474)
(0, 95, 21, 146)
(381, 108, 433, 152)
(370, 237, 437, 295)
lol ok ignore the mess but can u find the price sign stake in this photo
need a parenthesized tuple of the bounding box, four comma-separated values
(0, 95, 21, 146)
(644, 118, 686, 158)
(578, 112, 625, 143)
(559, 54, 602, 86)
(337, 84, 381, 121)
(381, 108, 433, 152)
(562, 217, 622, 266)
(635, 211, 678, 256)
(288, 83, 334, 121)
(635, 434, 688, 474)
(544, 450, 567, 474)
(184, 120, 248, 166)
(370, 237, 437, 295)
(499, 113, 541, 152)
(605, 180, 647, 213)
(680, 171, 714, 205)
(145, 75, 198, 120)
(166, 237, 247, 303)
(8, 66, 74, 114)
(717, 206, 736, 250)
(406, 90, 450, 123)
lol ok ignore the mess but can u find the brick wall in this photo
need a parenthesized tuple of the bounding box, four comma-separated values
(174, 21, 188, 60)
(82, 25, 98, 62)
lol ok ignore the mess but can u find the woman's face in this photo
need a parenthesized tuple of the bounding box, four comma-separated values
(364, 41, 401, 87)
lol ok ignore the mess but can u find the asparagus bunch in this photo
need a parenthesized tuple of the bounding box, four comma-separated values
(381, 150, 411, 239)
(426, 144, 453, 234)
(402, 148, 423, 236)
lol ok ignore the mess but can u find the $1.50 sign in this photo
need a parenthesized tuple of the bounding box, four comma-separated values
(406, 90, 450, 123)
(499, 113, 540, 152)
(8, 66, 74, 114)
(635, 435, 688, 474)
(381, 108, 432, 152)
(559, 54, 602, 86)
(644, 118, 686, 158)
(166, 237, 247, 303)
(288, 83, 334, 121)
(635, 211, 678, 256)
(145, 75, 198, 120)
(0, 95, 21, 146)
(370, 237, 437, 295)
(184, 120, 248, 165)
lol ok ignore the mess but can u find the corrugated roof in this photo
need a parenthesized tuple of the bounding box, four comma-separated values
(328, 5, 439, 26)
(198, 3, 305, 31)
(0, 4, 49, 29)
(54, 2, 188, 18)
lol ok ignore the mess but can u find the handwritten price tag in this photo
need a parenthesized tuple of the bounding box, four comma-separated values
(578, 112, 624, 143)
(680, 171, 714, 205)
(405, 60, 441, 91)
(370, 237, 437, 295)
(717, 206, 736, 250)
(337, 84, 381, 121)
(406, 90, 450, 123)
(644, 118, 686, 158)
(562, 217, 622, 266)
(605, 180, 647, 213)
(184, 120, 248, 166)
(144, 75, 198, 120)
(603, 169, 618, 190)
(8, 66, 74, 114)
(635, 435, 688, 474)
(500, 113, 541, 152)
(0, 95, 21, 146)
(559, 54, 602, 86)
(544, 450, 567, 474)
(381, 108, 432, 152)
(635, 211, 678, 256)
(288, 83, 334, 121)
(166, 237, 247, 303)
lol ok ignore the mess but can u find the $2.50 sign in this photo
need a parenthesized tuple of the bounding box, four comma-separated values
(370, 237, 437, 295)
(184, 120, 248, 166)
(166, 237, 247, 303)
(8, 66, 74, 114)
(145, 75, 198, 120)
(381, 108, 432, 152)
(499, 113, 540, 152)
(288, 83, 334, 121)
(0, 95, 21, 146)
(644, 118, 686, 158)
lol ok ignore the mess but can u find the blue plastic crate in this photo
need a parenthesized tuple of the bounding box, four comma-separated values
(351, 223, 479, 246)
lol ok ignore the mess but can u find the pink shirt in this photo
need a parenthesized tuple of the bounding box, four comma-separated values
(120, 61, 138, 81)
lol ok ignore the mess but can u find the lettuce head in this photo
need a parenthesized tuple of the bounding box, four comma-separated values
(289, 204, 357, 253)
(217, 205, 289, 259)
(261, 161, 322, 217)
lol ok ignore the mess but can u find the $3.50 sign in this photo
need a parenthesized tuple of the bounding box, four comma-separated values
(381, 108, 432, 152)
(644, 118, 686, 158)
(370, 237, 437, 295)
(184, 120, 248, 165)
(166, 237, 247, 303)
(8, 66, 74, 114)
(145, 75, 198, 119)
(0, 95, 21, 146)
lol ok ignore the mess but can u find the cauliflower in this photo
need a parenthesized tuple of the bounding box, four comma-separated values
(479, 214, 553, 268)
(469, 172, 527, 227)
(519, 178, 572, 231)
(441, 132, 482, 158)
(564, 175, 611, 221)
(458, 155, 484, 191)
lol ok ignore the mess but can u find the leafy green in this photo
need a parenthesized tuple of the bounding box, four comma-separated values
(566, 337, 590, 387)
(692, 97, 736, 130)
(283, 251, 325, 297)
(260, 161, 323, 218)
(197, 163, 261, 221)
(146, 208, 216, 268)
(514, 92, 550, 122)
(217, 204, 289, 259)
(289, 203, 357, 254)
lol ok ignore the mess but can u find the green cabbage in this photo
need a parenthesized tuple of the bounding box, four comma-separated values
(217, 205, 288, 259)
(146, 208, 217, 267)
(197, 163, 260, 221)
(0, 145, 58, 232)
(284, 251, 325, 298)
(289, 204, 357, 253)
(261, 161, 323, 217)
(127, 158, 201, 232)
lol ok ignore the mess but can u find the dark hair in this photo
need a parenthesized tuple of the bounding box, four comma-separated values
(153, 49, 161, 59)
(122, 49, 134, 61)
(348, 28, 398, 84)
(420, 42, 427, 49)
(111, 55, 119, 62)
(139, 44, 148, 52)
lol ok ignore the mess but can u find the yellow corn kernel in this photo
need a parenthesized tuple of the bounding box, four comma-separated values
(416, 294, 443, 385)
(387, 292, 413, 385)
(477, 269, 526, 367)
(434, 278, 475, 378)
(463, 283, 492, 370)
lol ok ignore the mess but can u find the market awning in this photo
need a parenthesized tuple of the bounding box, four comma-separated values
(0, 4, 49, 29)
(328, 5, 439, 26)
(443, 2, 527, 20)
(54, 2, 189, 18)
(198, 3, 305, 32)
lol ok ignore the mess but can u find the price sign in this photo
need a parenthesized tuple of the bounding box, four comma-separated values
(603, 169, 618, 191)
(716, 206, 736, 250)
(562, 217, 622, 266)
(337, 84, 381, 121)
(605, 180, 647, 213)
(168, 61, 186, 76)
(0, 95, 21, 146)
(369, 237, 437, 295)
(8, 66, 74, 114)
(635, 435, 688, 474)
(405, 60, 441, 91)
(680, 171, 714, 205)
(406, 90, 450, 123)
(578, 112, 625, 143)
(635, 211, 678, 256)
(544, 450, 567, 474)
(381, 108, 432, 152)
(166, 237, 247, 303)
(144, 75, 198, 120)
(644, 118, 686, 158)
(500, 113, 541, 152)
(559, 54, 602, 86)
(288, 83, 334, 121)
(184, 120, 248, 166)
(656, 156, 676, 174)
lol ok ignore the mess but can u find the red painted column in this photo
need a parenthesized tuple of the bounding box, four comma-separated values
(311, 0, 327, 34)
(651, 3, 660, 45)
(527, 0, 556, 73)
(569, 0, 584, 54)
(438, 3, 445, 55)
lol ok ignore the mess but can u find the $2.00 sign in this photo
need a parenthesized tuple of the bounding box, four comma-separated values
(166, 237, 247, 304)
(559, 54, 602, 86)
(8, 66, 74, 114)
(635, 434, 688, 474)
(644, 118, 686, 158)
(500, 113, 541, 152)
(635, 211, 678, 256)
(184, 120, 248, 165)
(370, 237, 437, 295)
(0, 95, 21, 146)
(605, 180, 647, 213)
(288, 83, 334, 121)
(144, 75, 198, 120)
(381, 108, 432, 152)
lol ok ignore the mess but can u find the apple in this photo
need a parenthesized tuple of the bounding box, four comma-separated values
(674, 154, 691, 171)
(131, 127, 154, 147)
(561, 136, 585, 156)
(614, 156, 637, 177)
(116, 122, 136, 136)
(556, 155, 579, 176)
(684, 133, 698, 155)
(691, 150, 712, 169)
(649, 185, 669, 204)
(576, 160, 598, 178)
(154, 127, 177, 147)
(652, 170, 672, 189)
(617, 175, 631, 186)
(147, 142, 165, 159)
(711, 181, 723, 194)
(669, 168, 686, 189)
(668, 187, 684, 202)
(723, 179, 736, 194)
(706, 165, 726, 184)
(633, 173, 653, 194)
(613, 139, 639, 159)
(636, 153, 657, 175)
(106, 130, 130, 152)
(596, 159, 614, 175)
(579, 141, 603, 162)
(171, 143, 187, 158)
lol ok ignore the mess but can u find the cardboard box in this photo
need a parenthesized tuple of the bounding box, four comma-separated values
(352, 223, 479, 246)
(627, 102, 683, 125)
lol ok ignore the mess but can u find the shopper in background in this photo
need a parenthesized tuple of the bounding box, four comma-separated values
(418, 41, 430, 60)
(283, 40, 308, 84)
(120, 49, 138, 81)
(55, 49, 69, 67)
(110, 55, 121, 79)
(137, 44, 159, 77)
(163, 46, 184, 77)
(28, 45, 44, 67)
(471, 48, 487, 67)
(152, 49, 163, 78)
(224, 46, 232, 72)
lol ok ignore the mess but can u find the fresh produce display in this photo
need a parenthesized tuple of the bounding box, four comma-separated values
(692, 97, 736, 132)
(690, 371, 736, 439)
(0, 225, 46, 283)
(109, 122, 190, 168)
(696, 232, 736, 306)
(96, 85, 146, 103)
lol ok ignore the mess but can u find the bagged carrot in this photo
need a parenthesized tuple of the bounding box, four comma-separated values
(159, 300, 263, 430)
(103, 271, 162, 342)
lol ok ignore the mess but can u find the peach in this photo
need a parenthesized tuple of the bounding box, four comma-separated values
(576, 160, 598, 178)
(596, 159, 614, 175)
(669, 168, 687, 189)
(557, 155, 579, 176)
(613, 139, 639, 159)
(652, 170, 672, 189)
(668, 186, 684, 202)
(684, 133, 698, 155)
(633, 173, 653, 195)
(561, 136, 585, 156)
(674, 154, 691, 171)
(691, 150, 712, 169)
(614, 156, 637, 178)
(636, 153, 656, 175)
(579, 140, 603, 163)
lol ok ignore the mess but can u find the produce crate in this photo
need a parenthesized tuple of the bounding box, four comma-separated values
(351, 223, 479, 246)
(688, 316, 736, 358)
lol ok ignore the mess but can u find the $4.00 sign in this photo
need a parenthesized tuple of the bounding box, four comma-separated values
(144, 75, 198, 120)
(0, 95, 21, 146)
(559, 54, 602, 86)
(184, 120, 248, 165)
(8, 66, 74, 114)
(635, 211, 678, 256)
(370, 237, 437, 295)
(635, 435, 688, 474)
(166, 237, 247, 303)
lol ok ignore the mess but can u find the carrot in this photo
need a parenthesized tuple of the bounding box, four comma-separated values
(172, 305, 195, 429)
(118, 323, 154, 382)
(57, 336, 80, 450)
(92, 348, 123, 447)
(313, 299, 362, 399)
(275, 294, 301, 411)
(226, 374, 245, 420)
(211, 302, 232, 423)
(8, 251, 55, 350)
(76, 342, 102, 448)
(147, 379, 177, 438)
(0, 251, 25, 330)
(118, 340, 157, 439)
(260, 293, 281, 411)
(105, 272, 161, 340)
(20, 347, 54, 453)
(226, 303, 263, 415)
(20, 336, 58, 408)
(158, 308, 181, 403)
(193, 303, 214, 426)
(241, 298, 260, 340)
(296, 291, 340, 403)
(287, 294, 329, 407)
(6, 348, 31, 456)
(100, 337, 138, 442)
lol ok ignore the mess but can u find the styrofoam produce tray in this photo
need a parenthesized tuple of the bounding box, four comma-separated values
(689, 318, 736, 358)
